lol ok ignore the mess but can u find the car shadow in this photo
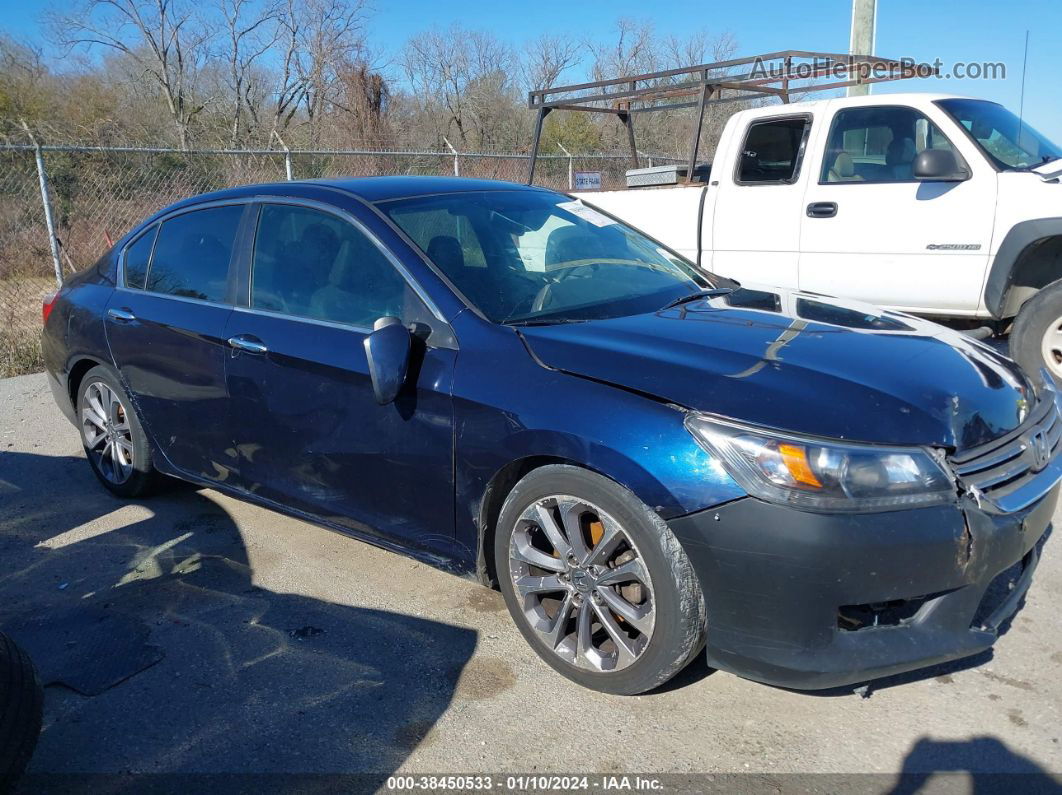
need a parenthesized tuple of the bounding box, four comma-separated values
(890, 736, 1061, 793)
(0, 451, 477, 786)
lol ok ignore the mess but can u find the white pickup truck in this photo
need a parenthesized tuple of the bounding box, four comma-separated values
(579, 92, 1062, 383)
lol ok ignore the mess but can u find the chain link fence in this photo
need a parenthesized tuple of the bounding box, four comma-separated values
(0, 143, 679, 377)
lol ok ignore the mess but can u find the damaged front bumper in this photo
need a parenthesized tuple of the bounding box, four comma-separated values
(668, 484, 1057, 690)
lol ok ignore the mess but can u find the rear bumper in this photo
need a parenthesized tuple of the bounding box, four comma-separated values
(47, 368, 76, 426)
(669, 487, 1056, 690)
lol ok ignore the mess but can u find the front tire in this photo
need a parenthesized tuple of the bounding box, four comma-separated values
(77, 365, 157, 498)
(1010, 279, 1062, 386)
(494, 465, 706, 695)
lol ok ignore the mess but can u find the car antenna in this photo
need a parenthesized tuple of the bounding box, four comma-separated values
(1017, 30, 1029, 143)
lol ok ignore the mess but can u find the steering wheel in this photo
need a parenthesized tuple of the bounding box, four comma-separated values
(530, 282, 553, 313)
(552, 263, 603, 282)
(529, 263, 606, 313)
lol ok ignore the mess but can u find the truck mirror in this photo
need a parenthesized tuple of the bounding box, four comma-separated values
(913, 149, 970, 182)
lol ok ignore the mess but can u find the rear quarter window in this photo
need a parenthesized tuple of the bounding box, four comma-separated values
(145, 205, 244, 302)
(123, 225, 157, 289)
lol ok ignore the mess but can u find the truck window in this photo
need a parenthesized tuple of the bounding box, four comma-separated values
(820, 106, 956, 184)
(735, 117, 809, 185)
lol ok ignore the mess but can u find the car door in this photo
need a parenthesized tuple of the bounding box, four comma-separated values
(223, 200, 457, 554)
(105, 202, 248, 481)
(710, 113, 813, 289)
(799, 102, 996, 314)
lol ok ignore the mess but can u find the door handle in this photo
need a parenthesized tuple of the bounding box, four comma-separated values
(107, 307, 136, 323)
(806, 202, 838, 218)
(227, 335, 268, 355)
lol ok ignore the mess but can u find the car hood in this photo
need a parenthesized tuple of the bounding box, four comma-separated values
(518, 286, 1034, 450)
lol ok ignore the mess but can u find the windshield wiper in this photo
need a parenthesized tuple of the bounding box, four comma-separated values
(1006, 154, 1061, 172)
(660, 287, 733, 311)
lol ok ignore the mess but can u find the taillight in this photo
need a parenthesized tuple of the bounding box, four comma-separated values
(42, 291, 59, 325)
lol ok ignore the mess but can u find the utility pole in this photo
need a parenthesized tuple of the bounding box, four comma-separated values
(848, 0, 877, 97)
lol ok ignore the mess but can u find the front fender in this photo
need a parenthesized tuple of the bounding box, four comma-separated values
(450, 321, 745, 570)
(985, 217, 1062, 317)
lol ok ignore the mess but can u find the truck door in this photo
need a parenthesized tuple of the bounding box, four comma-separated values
(798, 102, 995, 314)
(710, 113, 813, 289)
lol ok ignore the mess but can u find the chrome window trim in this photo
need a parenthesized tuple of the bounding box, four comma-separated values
(246, 195, 448, 325)
(231, 303, 372, 335)
(116, 198, 253, 307)
(113, 285, 233, 310)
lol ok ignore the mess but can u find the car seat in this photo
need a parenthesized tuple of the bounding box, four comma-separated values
(827, 151, 864, 182)
(886, 137, 916, 180)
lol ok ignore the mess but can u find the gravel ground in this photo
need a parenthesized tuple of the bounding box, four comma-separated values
(1, 371, 1060, 790)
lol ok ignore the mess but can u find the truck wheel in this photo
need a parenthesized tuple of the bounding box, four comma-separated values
(1010, 280, 1062, 387)
(0, 632, 44, 792)
(495, 465, 706, 695)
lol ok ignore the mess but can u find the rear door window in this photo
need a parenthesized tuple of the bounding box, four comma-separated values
(145, 205, 243, 302)
(735, 117, 810, 184)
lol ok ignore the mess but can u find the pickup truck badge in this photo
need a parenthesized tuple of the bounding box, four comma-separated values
(926, 244, 982, 250)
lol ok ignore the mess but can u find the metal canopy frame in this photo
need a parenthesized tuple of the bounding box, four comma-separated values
(526, 50, 938, 184)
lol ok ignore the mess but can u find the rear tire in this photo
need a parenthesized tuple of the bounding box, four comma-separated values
(0, 632, 43, 792)
(76, 365, 157, 498)
(494, 465, 705, 695)
(1010, 279, 1062, 387)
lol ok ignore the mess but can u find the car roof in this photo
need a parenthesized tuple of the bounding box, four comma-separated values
(303, 176, 556, 202)
(174, 176, 555, 210)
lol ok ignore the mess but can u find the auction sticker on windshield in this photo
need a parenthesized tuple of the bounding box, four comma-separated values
(557, 200, 615, 227)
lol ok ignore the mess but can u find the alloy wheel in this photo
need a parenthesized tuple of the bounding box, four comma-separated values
(80, 381, 134, 485)
(1041, 318, 1062, 380)
(507, 495, 655, 673)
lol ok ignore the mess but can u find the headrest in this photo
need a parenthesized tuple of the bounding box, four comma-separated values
(426, 235, 465, 274)
(886, 137, 916, 166)
(301, 222, 339, 261)
(545, 225, 603, 266)
(833, 151, 856, 178)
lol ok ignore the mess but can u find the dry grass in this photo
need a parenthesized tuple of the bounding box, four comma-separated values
(1, 275, 56, 378)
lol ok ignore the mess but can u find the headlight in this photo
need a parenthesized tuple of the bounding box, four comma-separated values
(685, 414, 956, 512)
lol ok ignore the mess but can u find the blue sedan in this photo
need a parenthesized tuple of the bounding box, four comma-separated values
(41, 177, 1059, 694)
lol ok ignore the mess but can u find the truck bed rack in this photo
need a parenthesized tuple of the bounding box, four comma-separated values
(526, 50, 938, 185)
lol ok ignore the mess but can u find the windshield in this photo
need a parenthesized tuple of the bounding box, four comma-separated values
(380, 190, 712, 324)
(937, 98, 1062, 170)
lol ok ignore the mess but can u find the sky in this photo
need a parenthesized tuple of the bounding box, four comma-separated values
(3, 0, 1061, 139)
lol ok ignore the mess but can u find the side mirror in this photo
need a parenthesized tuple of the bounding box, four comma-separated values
(364, 317, 411, 405)
(913, 149, 970, 182)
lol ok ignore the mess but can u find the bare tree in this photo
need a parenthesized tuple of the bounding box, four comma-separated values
(588, 18, 658, 82)
(293, 0, 369, 145)
(218, 0, 280, 147)
(48, 0, 212, 149)
(0, 36, 52, 139)
(402, 26, 517, 148)
(24, 7, 739, 156)
(328, 60, 389, 147)
(268, 0, 303, 140)
(522, 33, 580, 92)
